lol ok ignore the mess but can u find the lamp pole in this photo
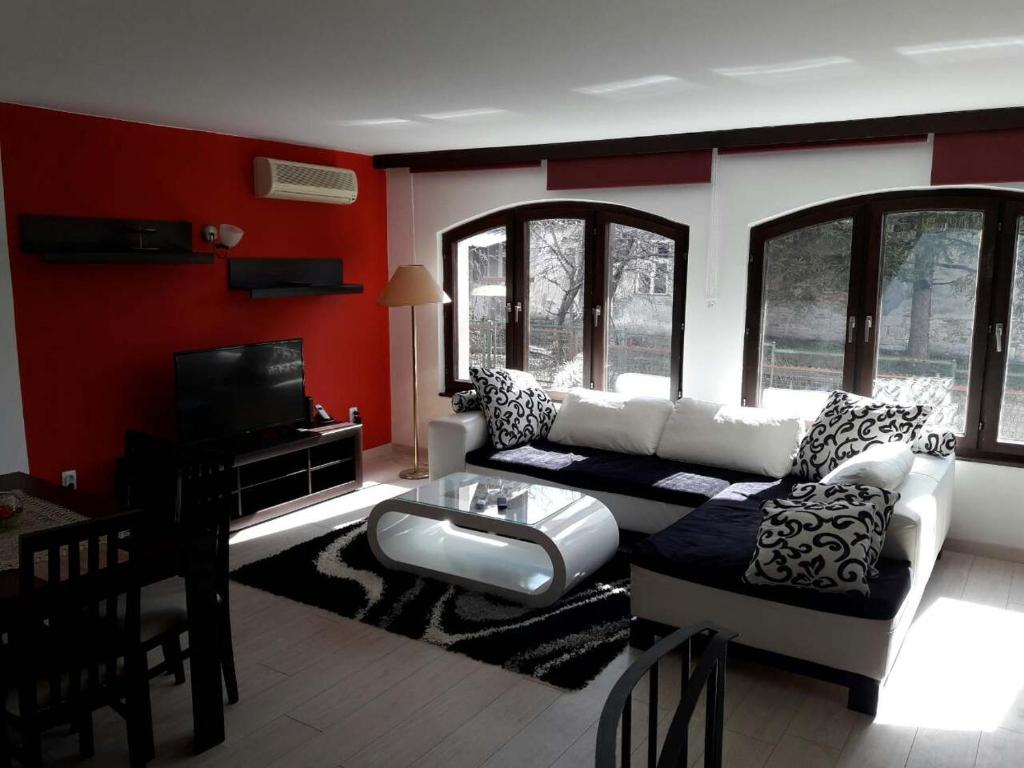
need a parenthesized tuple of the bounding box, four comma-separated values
(400, 304, 428, 479)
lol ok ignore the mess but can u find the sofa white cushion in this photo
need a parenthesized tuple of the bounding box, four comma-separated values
(656, 398, 803, 478)
(547, 388, 672, 456)
(821, 441, 914, 491)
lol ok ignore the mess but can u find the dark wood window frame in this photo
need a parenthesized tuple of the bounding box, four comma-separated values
(442, 201, 689, 399)
(742, 187, 1024, 465)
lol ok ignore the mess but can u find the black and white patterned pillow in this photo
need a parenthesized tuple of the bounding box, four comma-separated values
(451, 390, 481, 413)
(788, 483, 900, 572)
(744, 500, 875, 596)
(912, 429, 957, 458)
(793, 390, 932, 480)
(470, 367, 557, 450)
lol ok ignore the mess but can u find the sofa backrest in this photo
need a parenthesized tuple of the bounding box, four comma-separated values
(655, 397, 804, 479)
(546, 389, 673, 456)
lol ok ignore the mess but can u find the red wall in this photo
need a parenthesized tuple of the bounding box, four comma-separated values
(546, 151, 713, 190)
(931, 128, 1024, 185)
(0, 103, 390, 493)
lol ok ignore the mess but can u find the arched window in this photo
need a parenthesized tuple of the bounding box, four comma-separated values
(743, 188, 1024, 461)
(442, 202, 688, 399)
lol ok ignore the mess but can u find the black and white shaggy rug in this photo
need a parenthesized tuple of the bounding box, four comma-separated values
(231, 522, 631, 689)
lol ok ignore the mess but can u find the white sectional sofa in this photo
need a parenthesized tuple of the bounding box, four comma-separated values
(428, 399, 954, 713)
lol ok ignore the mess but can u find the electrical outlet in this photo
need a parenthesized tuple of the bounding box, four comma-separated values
(349, 406, 360, 423)
(61, 470, 77, 490)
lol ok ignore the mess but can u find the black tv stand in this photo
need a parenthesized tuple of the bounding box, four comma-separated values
(124, 423, 363, 531)
(209, 425, 308, 456)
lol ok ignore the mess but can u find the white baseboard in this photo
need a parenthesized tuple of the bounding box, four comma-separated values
(944, 537, 1024, 565)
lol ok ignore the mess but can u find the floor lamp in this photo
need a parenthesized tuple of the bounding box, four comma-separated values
(379, 264, 450, 479)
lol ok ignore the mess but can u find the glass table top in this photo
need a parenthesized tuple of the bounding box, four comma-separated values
(394, 472, 586, 527)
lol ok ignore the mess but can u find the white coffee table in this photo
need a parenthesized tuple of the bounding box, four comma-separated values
(367, 472, 619, 607)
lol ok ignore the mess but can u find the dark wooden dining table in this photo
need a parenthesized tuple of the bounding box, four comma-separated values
(0, 471, 226, 753)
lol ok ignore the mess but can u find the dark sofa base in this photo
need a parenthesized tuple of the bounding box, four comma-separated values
(629, 617, 881, 715)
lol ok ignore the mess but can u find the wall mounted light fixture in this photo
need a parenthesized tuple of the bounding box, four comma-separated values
(202, 223, 245, 251)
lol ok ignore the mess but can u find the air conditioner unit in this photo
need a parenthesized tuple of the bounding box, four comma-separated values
(253, 157, 358, 204)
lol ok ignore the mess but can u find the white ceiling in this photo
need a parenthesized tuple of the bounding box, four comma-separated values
(2, 0, 1023, 157)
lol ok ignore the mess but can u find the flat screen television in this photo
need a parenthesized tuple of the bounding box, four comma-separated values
(175, 339, 307, 445)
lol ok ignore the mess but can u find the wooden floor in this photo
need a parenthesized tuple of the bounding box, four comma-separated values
(42, 448, 1024, 767)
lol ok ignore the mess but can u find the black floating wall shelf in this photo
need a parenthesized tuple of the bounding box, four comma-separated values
(228, 258, 363, 299)
(21, 215, 213, 264)
(41, 252, 214, 265)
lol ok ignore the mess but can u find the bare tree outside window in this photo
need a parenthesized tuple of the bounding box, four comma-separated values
(456, 227, 507, 378)
(758, 218, 854, 412)
(755, 212, 985, 429)
(745, 189, 1024, 459)
(999, 217, 1024, 443)
(607, 224, 676, 397)
(874, 210, 984, 433)
(443, 202, 689, 399)
(526, 219, 586, 388)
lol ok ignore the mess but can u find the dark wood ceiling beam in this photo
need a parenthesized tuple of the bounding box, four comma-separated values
(373, 106, 1024, 171)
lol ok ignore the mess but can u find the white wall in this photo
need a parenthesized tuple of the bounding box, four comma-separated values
(386, 143, 1024, 556)
(0, 147, 29, 473)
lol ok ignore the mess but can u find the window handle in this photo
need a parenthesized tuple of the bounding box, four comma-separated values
(505, 302, 512, 321)
(592, 305, 602, 328)
(995, 322, 1005, 353)
(514, 301, 522, 324)
(847, 316, 857, 344)
(864, 315, 873, 344)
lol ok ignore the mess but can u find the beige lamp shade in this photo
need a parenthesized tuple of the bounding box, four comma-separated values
(378, 264, 451, 307)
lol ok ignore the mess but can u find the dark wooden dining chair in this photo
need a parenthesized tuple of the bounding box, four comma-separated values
(119, 432, 239, 704)
(169, 456, 239, 704)
(595, 624, 736, 768)
(4, 511, 154, 768)
(0, 648, 9, 768)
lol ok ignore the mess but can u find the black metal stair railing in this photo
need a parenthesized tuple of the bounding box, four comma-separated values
(595, 624, 737, 768)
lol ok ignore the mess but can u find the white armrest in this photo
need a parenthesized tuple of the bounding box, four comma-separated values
(428, 412, 488, 479)
(884, 454, 954, 568)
